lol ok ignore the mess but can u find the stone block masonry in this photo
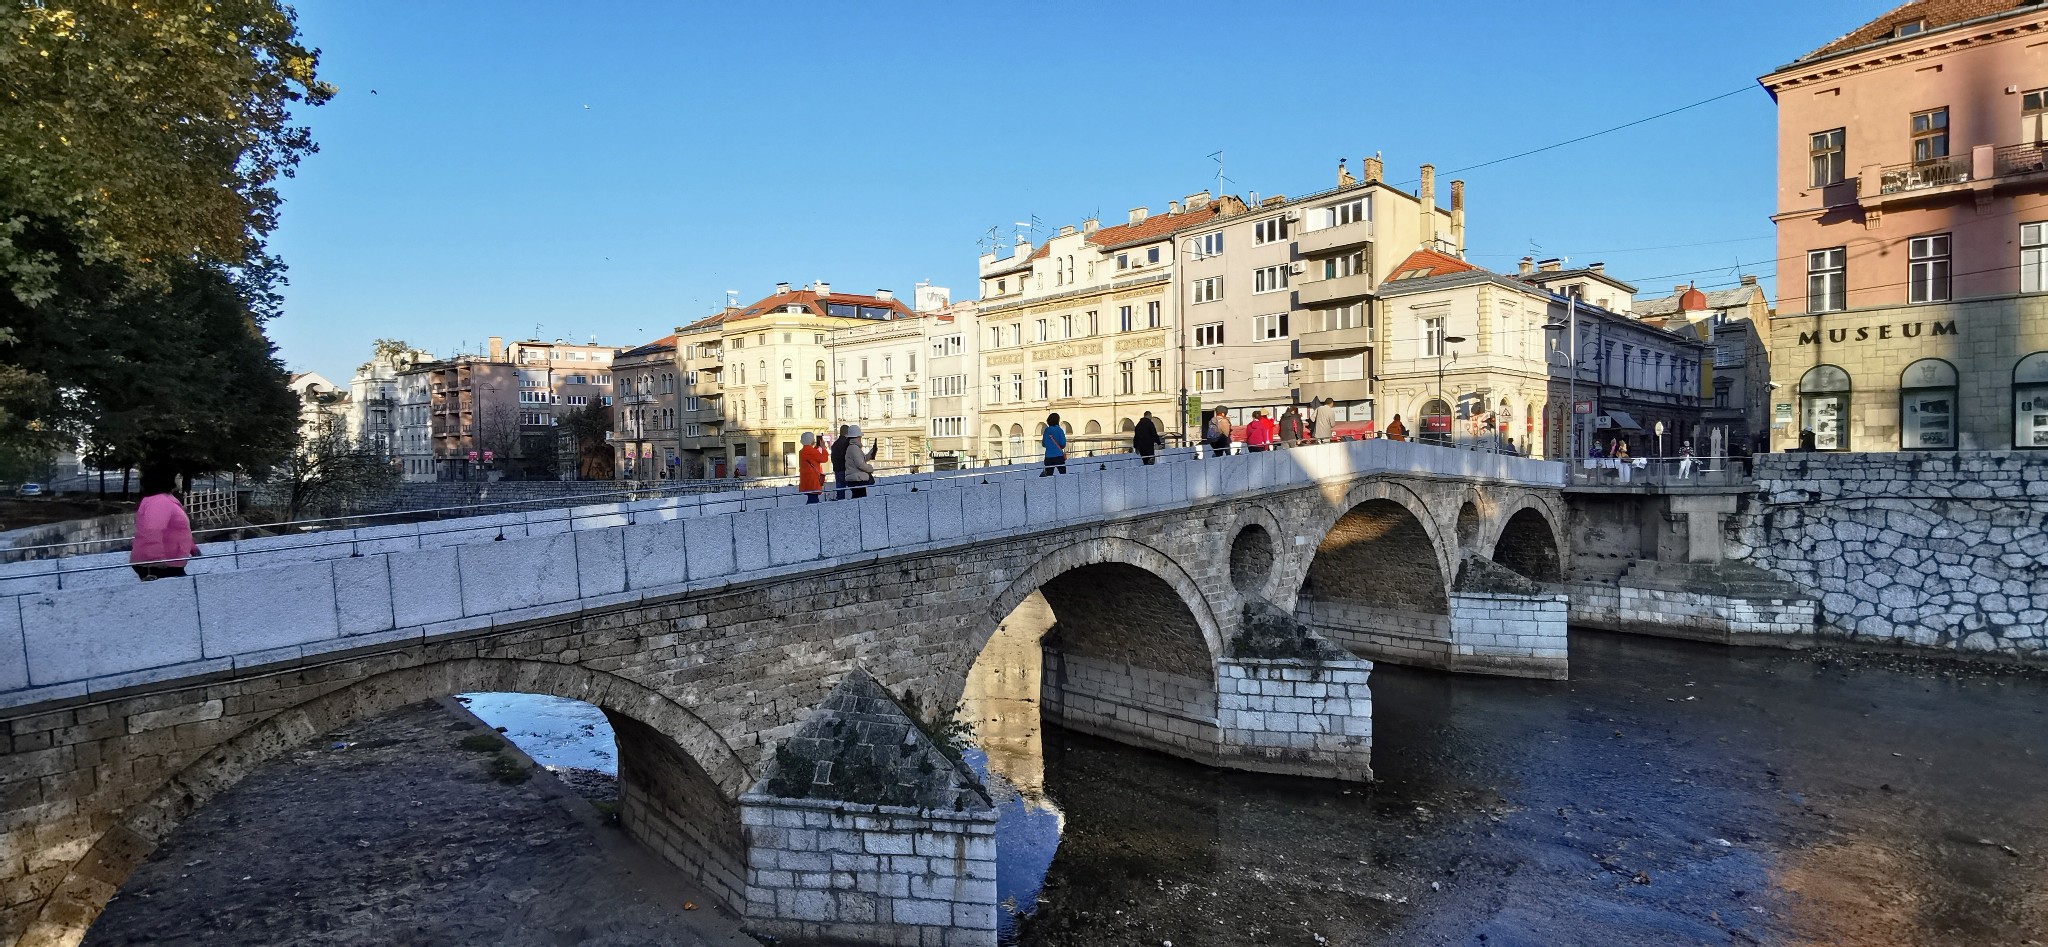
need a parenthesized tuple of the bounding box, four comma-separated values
(1039, 651, 1219, 759)
(1733, 452, 2048, 662)
(1215, 657, 1373, 782)
(1447, 592, 1569, 679)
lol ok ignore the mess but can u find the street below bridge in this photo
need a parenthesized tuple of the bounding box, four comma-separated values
(81, 630, 2048, 947)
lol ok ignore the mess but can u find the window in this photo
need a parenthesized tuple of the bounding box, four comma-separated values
(1325, 303, 1368, 331)
(1118, 305, 1133, 331)
(1253, 313, 1289, 339)
(1807, 247, 1847, 313)
(1893, 19, 1923, 37)
(2015, 352, 2048, 447)
(782, 359, 793, 380)
(1908, 234, 1952, 303)
(932, 334, 963, 357)
(1810, 128, 1845, 187)
(1194, 232, 1223, 258)
(1253, 265, 1290, 294)
(2023, 223, 2048, 293)
(813, 397, 826, 419)
(1147, 301, 1161, 327)
(1192, 277, 1222, 303)
(1011, 373, 1024, 401)
(1147, 247, 1160, 264)
(2026, 88, 2048, 144)
(1324, 250, 1366, 279)
(907, 391, 919, 417)
(1423, 317, 1444, 358)
(1147, 358, 1164, 392)
(1118, 361, 1134, 395)
(1084, 310, 1098, 335)
(1008, 324, 1021, 346)
(1252, 361, 1289, 390)
(1117, 253, 1129, 270)
(989, 375, 1003, 403)
(1195, 368, 1225, 392)
(1253, 217, 1289, 245)
(932, 374, 966, 397)
(1326, 354, 1366, 382)
(815, 360, 826, 382)
(1085, 364, 1100, 397)
(989, 327, 1003, 348)
(1059, 368, 1073, 398)
(782, 397, 794, 419)
(859, 357, 870, 379)
(1035, 370, 1049, 400)
(857, 394, 870, 419)
(931, 417, 963, 437)
(1798, 364, 1851, 451)
(1911, 107, 1948, 163)
(1315, 199, 1366, 229)
(883, 355, 894, 376)
(1194, 322, 1224, 347)
(1899, 358, 1957, 450)
(1036, 319, 1048, 342)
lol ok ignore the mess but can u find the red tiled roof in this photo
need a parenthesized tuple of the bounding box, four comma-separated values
(730, 287, 915, 322)
(1088, 203, 1229, 249)
(1802, 0, 2041, 60)
(620, 334, 677, 357)
(1385, 248, 1478, 281)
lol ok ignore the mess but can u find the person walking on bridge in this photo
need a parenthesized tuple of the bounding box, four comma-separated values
(843, 425, 876, 498)
(131, 467, 198, 581)
(1385, 414, 1408, 442)
(1133, 411, 1162, 465)
(1244, 410, 1275, 452)
(1205, 407, 1233, 458)
(1040, 412, 1068, 476)
(830, 424, 852, 500)
(1278, 405, 1303, 448)
(798, 432, 828, 503)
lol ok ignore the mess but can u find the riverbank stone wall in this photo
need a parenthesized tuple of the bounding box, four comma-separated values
(1733, 452, 2048, 661)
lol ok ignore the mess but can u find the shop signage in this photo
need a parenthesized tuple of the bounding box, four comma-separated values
(1797, 321, 1955, 345)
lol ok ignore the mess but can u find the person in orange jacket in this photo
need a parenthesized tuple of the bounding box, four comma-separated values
(797, 432, 829, 504)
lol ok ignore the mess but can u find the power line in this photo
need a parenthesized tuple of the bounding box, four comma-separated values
(1396, 85, 1760, 184)
(1465, 234, 1775, 259)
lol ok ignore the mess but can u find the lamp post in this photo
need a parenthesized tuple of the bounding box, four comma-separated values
(1542, 291, 1579, 460)
(1435, 333, 1466, 445)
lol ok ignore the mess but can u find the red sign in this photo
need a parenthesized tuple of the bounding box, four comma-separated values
(483, 450, 495, 463)
(467, 450, 479, 462)
(1574, 400, 1594, 415)
(1421, 415, 1451, 433)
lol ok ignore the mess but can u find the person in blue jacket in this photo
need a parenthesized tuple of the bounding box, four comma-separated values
(1040, 412, 1068, 476)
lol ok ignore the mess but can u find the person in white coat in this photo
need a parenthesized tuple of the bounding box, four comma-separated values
(842, 425, 877, 498)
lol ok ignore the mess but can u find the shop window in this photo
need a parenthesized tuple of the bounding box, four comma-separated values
(2014, 353, 2048, 448)
(1898, 358, 1957, 450)
(1798, 364, 1851, 451)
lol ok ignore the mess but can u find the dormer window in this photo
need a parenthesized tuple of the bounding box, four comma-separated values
(1893, 19, 1923, 37)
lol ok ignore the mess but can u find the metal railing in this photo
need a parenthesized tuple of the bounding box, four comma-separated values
(1994, 142, 2048, 178)
(1568, 455, 1749, 487)
(1878, 154, 1971, 194)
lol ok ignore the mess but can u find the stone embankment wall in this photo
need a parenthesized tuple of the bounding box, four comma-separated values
(1731, 452, 2048, 660)
(1215, 657, 1374, 782)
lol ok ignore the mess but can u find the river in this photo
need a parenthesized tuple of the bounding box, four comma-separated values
(460, 629, 2048, 946)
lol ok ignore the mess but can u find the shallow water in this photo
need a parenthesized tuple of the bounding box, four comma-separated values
(465, 630, 2048, 946)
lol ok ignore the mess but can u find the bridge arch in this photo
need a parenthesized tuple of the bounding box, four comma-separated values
(975, 535, 1225, 672)
(30, 659, 749, 947)
(1487, 500, 1566, 583)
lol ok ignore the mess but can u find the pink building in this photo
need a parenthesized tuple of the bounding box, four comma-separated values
(1762, 0, 2048, 452)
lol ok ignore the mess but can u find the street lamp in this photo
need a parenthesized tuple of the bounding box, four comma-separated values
(1435, 334, 1466, 445)
(1543, 291, 1580, 460)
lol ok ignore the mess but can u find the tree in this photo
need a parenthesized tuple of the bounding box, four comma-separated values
(270, 431, 398, 522)
(558, 404, 613, 480)
(0, 0, 334, 305)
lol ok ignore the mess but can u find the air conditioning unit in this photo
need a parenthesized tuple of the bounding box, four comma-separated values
(1284, 210, 1301, 222)
(1288, 262, 1305, 275)
(1286, 362, 1303, 373)
(904, 372, 918, 383)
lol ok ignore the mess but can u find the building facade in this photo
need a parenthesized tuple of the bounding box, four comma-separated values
(425, 357, 521, 480)
(829, 315, 927, 472)
(1635, 278, 1772, 458)
(285, 372, 348, 446)
(346, 343, 432, 457)
(922, 300, 981, 466)
(1762, 0, 2048, 451)
(492, 337, 619, 475)
(611, 336, 680, 480)
(394, 363, 437, 482)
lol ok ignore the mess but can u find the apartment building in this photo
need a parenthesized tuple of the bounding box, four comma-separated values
(922, 299, 980, 466)
(673, 315, 728, 478)
(285, 372, 348, 445)
(1376, 250, 1713, 458)
(829, 313, 927, 471)
(423, 357, 521, 480)
(346, 344, 432, 457)
(1763, 0, 2048, 450)
(394, 363, 436, 482)
(974, 197, 1219, 457)
(1178, 158, 1461, 432)
(611, 335, 680, 480)
(1635, 277, 1772, 457)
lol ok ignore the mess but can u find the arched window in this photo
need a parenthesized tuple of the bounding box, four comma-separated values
(1084, 420, 1102, 435)
(1419, 398, 1452, 445)
(1119, 417, 1136, 432)
(1798, 364, 1851, 451)
(815, 360, 826, 382)
(1899, 358, 1958, 450)
(1008, 423, 1025, 458)
(782, 359, 793, 380)
(989, 425, 1006, 458)
(737, 364, 746, 385)
(2015, 353, 2048, 448)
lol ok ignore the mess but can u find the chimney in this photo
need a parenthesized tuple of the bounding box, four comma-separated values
(1537, 258, 1562, 272)
(1058, 224, 1075, 237)
(816, 281, 830, 297)
(488, 336, 504, 361)
(1675, 284, 1689, 296)
(1417, 164, 1436, 246)
(1740, 274, 1758, 287)
(1185, 190, 1211, 210)
(876, 288, 894, 301)
(1519, 257, 1535, 276)
(1168, 200, 1182, 215)
(775, 281, 790, 295)
(1363, 154, 1383, 185)
(1449, 180, 1465, 250)
(1588, 262, 1604, 274)
(1128, 207, 1148, 225)
(1082, 217, 1099, 233)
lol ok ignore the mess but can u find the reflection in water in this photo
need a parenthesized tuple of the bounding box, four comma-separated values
(963, 591, 1067, 943)
(456, 692, 616, 772)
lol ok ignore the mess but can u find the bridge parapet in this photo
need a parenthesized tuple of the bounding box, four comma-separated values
(0, 441, 1560, 711)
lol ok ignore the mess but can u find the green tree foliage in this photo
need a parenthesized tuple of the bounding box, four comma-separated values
(0, 0, 334, 304)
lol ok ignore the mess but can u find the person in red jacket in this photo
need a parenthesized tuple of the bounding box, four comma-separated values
(1244, 410, 1276, 452)
(797, 432, 828, 504)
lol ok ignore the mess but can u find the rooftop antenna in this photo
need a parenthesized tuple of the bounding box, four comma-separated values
(1209, 150, 1235, 195)
(725, 289, 739, 307)
(1013, 220, 1032, 246)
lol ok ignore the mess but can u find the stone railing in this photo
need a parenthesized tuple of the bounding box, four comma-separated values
(0, 440, 1561, 707)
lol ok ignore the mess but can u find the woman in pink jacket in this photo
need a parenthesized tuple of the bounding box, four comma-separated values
(131, 468, 198, 580)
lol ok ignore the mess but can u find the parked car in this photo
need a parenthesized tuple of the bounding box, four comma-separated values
(15, 483, 43, 497)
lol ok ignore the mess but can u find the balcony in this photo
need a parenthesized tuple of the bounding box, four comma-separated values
(1860, 142, 2048, 208)
(1295, 325, 1374, 356)
(1295, 272, 1374, 307)
(678, 434, 724, 450)
(1298, 377, 1372, 402)
(1294, 220, 1373, 257)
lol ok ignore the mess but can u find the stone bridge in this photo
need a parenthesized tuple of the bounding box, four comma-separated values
(0, 440, 1565, 946)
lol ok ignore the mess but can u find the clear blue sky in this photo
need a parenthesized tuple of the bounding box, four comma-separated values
(269, 0, 1888, 383)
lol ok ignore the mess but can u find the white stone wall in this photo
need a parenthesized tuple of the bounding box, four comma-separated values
(1039, 651, 1219, 757)
(1562, 580, 1816, 644)
(1446, 591, 1569, 679)
(1297, 600, 1451, 667)
(1734, 452, 2048, 661)
(739, 793, 998, 946)
(1215, 657, 1373, 782)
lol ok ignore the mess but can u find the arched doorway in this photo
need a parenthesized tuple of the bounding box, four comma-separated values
(1798, 364, 1850, 451)
(1419, 398, 1453, 445)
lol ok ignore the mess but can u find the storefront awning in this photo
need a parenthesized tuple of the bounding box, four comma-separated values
(1605, 410, 1643, 431)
